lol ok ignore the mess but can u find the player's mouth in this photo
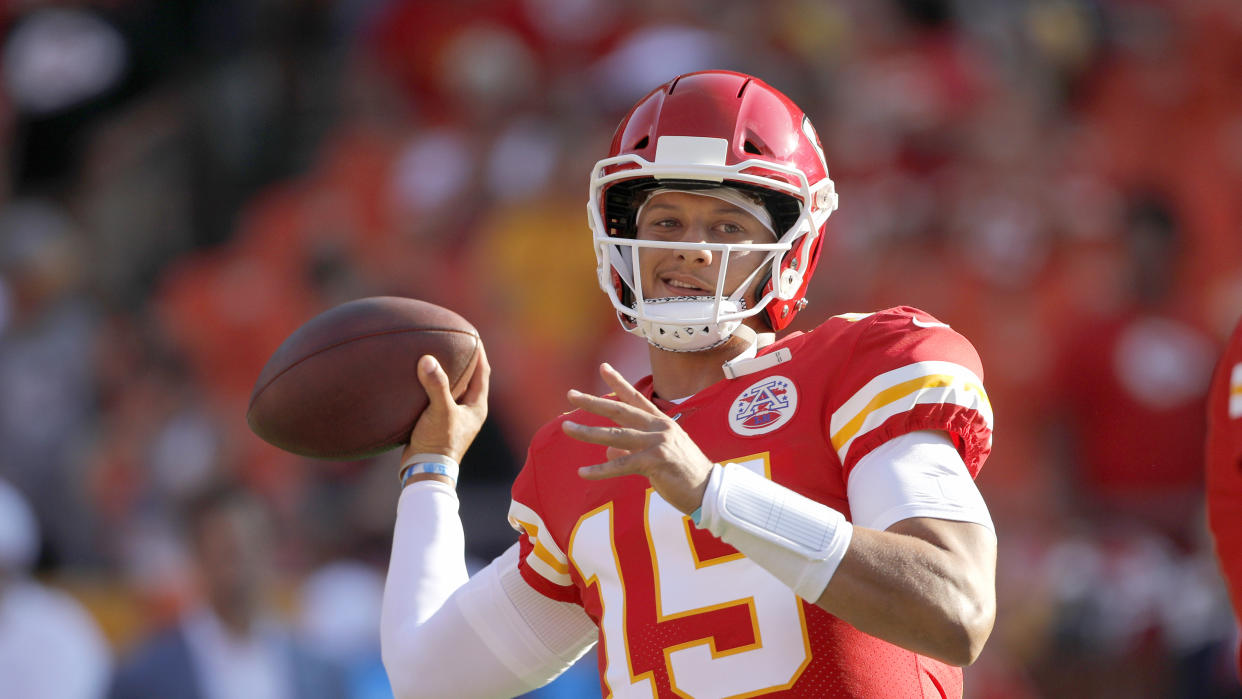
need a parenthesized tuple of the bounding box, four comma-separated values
(658, 275, 713, 297)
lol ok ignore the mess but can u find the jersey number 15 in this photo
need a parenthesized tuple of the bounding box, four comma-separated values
(569, 454, 812, 699)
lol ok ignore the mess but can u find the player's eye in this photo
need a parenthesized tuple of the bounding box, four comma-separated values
(713, 220, 757, 240)
(641, 217, 681, 234)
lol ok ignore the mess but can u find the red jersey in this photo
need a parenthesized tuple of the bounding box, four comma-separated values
(507, 307, 993, 698)
(1207, 315, 1242, 677)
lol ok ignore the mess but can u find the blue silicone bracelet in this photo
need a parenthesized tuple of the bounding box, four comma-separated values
(399, 454, 460, 486)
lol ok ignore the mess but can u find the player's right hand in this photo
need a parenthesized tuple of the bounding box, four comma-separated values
(403, 343, 490, 467)
(563, 362, 714, 514)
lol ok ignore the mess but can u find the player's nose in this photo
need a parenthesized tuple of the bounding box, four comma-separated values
(674, 223, 713, 265)
(675, 247, 712, 265)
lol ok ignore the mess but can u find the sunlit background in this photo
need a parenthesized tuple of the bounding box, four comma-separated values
(1, 0, 1241, 697)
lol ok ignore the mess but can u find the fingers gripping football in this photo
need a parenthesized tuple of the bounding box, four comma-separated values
(563, 363, 713, 514)
(403, 343, 491, 470)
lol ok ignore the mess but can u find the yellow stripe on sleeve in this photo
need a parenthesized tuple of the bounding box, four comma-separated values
(831, 375, 962, 451)
(830, 361, 992, 464)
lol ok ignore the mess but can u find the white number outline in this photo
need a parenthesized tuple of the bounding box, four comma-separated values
(570, 501, 657, 697)
(569, 453, 812, 698)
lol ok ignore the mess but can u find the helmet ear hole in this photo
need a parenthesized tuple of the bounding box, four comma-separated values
(779, 269, 802, 300)
(633, 136, 649, 150)
(743, 140, 762, 155)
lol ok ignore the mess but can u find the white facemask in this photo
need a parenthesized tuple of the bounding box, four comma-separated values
(607, 188, 782, 352)
(588, 139, 836, 353)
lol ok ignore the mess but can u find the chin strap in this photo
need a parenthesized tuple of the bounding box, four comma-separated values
(633, 296, 746, 352)
(721, 326, 790, 380)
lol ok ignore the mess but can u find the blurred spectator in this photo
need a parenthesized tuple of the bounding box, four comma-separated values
(298, 561, 392, 699)
(1034, 191, 1237, 696)
(0, 199, 103, 567)
(109, 482, 347, 699)
(86, 310, 229, 590)
(0, 478, 112, 699)
(1026, 525, 1237, 698)
(1049, 192, 1217, 547)
(3, 6, 132, 194)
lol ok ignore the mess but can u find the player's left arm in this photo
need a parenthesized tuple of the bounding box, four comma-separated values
(817, 513, 995, 666)
(564, 362, 996, 667)
(812, 427, 996, 666)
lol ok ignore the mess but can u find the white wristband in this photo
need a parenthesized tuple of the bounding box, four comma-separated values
(399, 453, 461, 486)
(695, 463, 853, 602)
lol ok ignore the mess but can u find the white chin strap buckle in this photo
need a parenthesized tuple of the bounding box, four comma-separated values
(632, 297, 743, 352)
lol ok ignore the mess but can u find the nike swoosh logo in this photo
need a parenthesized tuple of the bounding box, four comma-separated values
(910, 317, 951, 329)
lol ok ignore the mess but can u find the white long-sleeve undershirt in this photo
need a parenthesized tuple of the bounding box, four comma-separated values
(380, 481, 596, 699)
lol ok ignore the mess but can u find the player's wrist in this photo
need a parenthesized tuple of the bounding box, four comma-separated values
(689, 465, 720, 525)
(694, 463, 853, 602)
(403, 438, 465, 464)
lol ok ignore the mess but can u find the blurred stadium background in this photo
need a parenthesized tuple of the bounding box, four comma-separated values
(1, 0, 1241, 697)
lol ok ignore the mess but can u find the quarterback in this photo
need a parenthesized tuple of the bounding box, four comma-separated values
(1208, 314, 1242, 677)
(381, 71, 997, 698)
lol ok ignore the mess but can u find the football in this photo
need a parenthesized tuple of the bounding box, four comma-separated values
(247, 296, 481, 459)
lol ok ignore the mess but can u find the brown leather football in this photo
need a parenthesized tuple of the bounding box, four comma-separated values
(246, 296, 481, 459)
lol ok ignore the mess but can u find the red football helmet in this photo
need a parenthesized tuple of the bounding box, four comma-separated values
(588, 70, 838, 351)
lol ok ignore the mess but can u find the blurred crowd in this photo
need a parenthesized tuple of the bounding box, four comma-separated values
(2, 0, 1242, 697)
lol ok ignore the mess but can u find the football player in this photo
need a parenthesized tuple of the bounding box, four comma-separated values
(1208, 314, 1242, 678)
(381, 71, 997, 698)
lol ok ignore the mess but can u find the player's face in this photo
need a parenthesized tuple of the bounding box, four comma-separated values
(634, 191, 775, 304)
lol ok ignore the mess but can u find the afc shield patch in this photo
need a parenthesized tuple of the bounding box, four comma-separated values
(729, 375, 798, 436)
